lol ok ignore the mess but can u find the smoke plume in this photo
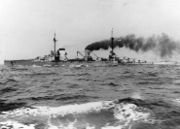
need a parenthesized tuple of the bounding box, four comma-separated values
(85, 33, 180, 58)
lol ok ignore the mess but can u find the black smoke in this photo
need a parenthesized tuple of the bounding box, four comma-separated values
(85, 33, 180, 58)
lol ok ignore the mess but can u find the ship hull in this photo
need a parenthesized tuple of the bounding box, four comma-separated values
(4, 59, 59, 67)
(4, 59, 89, 67)
(4, 59, 34, 66)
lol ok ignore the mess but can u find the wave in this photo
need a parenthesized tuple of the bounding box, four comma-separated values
(0, 120, 35, 129)
(69, 64, 89, 69)
(21, 94, 98, 102)
(0, 87, 17, 94)
(0, 78, 18, 85)
(55, 94, 99, 102)
(0, 98, 151, 129)
(11, 67, 29, 71)
(107, 82, 119, 87)
(26, 72, 57, 76)
(33, 72, 57, 76)
(77, 73, 90, 76)
(172, 98, 180, 105)
(137, 81, 164, 85)
(1, 97, 180, 129)
(32, 65, 41, 68)
(0, 101, 26, 112)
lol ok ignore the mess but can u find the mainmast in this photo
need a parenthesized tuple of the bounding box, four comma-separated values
(109, 28, 116, 61)
(53, 33, 57, 59)
(111, 28, 114, 53)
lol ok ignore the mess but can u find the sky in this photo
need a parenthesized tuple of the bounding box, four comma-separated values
(1, 0, 180, 63)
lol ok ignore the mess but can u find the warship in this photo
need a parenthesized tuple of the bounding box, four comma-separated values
(4, 31, 151, 66)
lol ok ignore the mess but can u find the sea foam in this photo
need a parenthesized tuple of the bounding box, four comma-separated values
(0, 99, 151, 129)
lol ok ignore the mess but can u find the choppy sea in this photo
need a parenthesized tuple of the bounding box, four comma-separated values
(0, 62, 180, 129)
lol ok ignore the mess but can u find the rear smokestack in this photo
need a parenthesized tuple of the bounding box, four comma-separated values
(111, 28, 114, 53)
(85, 49, 91, 61)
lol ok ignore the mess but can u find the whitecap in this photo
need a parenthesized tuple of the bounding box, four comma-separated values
(0, 120, 35, 129)
(0, 100, 151, 129)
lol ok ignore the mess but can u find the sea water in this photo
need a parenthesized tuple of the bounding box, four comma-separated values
(0, 62, 180, 129)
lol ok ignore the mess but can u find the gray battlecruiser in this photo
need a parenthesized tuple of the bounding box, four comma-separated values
(4, 32, 151, 66)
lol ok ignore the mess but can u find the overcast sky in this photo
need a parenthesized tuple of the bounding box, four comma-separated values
(1, 0, 180, 63)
